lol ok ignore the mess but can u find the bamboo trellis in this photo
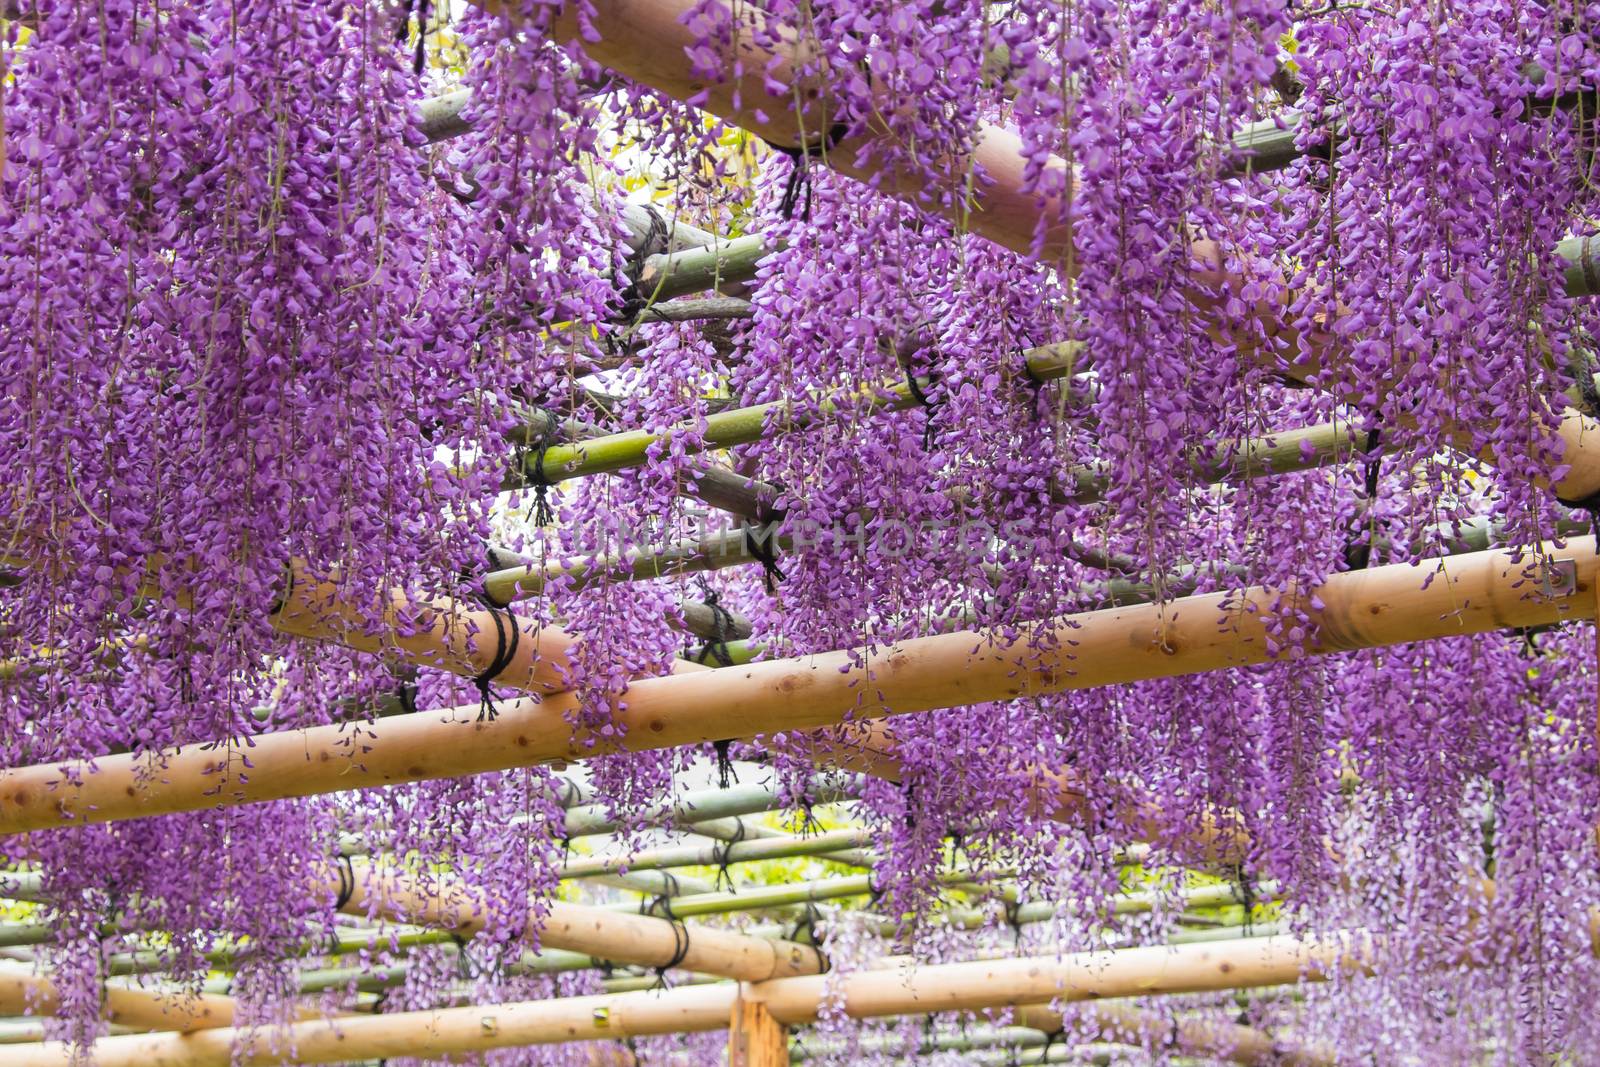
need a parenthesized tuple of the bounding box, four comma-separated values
(3, 0, 1599, 1064)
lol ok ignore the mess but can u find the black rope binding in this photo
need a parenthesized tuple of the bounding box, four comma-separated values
(765, 122, 851, 221)
(710, 818, 748, 891)
(712, 738, 741, 790)
(471, 605, 521, 722)
(1584, 234, 1600, 300)
(1342, 424, 1384, 571)
(1234, 864, 1258, 937)
(693, 579, 737, 667)
(652, 920, 692, 990)
(640, 872, 681, 922)
(1575, 345, 1600, 421)
(333, 854, 357, 911)
(617, 206, 671, 322)
(1003, 897, 1025, 946)
(515, 408, 561, 529)
(741, 522, 787, 593)
(787, 900, 824, 946)
(395, 678, 418, 717)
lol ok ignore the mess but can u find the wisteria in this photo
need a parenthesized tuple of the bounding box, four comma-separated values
(2, 0, 1600, 1062)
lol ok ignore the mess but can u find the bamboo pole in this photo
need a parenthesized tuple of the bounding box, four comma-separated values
(0, 964, 288, 1033)
(1015, 1003, 1330, 1067)
(267, 561, 577, 696)
(792, 1005, 1328, 1067)
(560, 828, 871, 879)
(560, 777, 856, 840)
(0, 541, 1588, 834)
(0, 933, 1355, 1066)
(332, 862, 826, 984)
(607, 870, 1278, 927)
(634, 236, 777, 303)
(510, 345, 1078, 491)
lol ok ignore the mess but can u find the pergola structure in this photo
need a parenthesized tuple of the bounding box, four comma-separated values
(3, 0, 1600, 1064)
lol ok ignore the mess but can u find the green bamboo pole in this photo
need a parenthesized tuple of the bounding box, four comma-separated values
(597, 869, 717, 900)
(101, 926, 463, 977)
(1067, 423, 1356, 504)
(559, 777, 856, 839)
(481, 525, 778, 600)
(489, 416, 1355, 604)
(605, 872, 1279, 922)
(634, 296, 753, 322)
(675, 813, 876, 870)
(560, 828, 871, 879)
(338, 776, 853, 858)
(516, 343, 1083, 488)
(633, 235, 778, 303)
(790, 1024, 1053, 1060)
(504, 411, 781, 524)
(0, 928, 47, 951)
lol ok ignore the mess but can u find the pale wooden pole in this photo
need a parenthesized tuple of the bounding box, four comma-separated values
(1014, 1003, 1332, 1067)
(0, 542, 1585, 836)
(0, 934, 1358, 1067)
(270, 561, 709, 697)
(335, 862, 826, 983)
(0, 965, 324, 1033)
(729, 986, 790, 1067)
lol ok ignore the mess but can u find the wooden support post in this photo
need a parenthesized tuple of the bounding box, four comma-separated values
(728, 986, 789, 1067)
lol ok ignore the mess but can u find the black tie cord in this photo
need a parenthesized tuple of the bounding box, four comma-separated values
(787, 900, 824, 946)
(653, 920, 692, 989)
(899, 348, 940, 451)
(765, 122, 851, 221)
(641, 871, 681, 921)
(1573, 342, 1600, 421)
(332, 854, 357, 912)
(741, 523, 787, 592)
(617, 206, 671, 322)
(712, 739, 740, 790)
(692, 579, 736, 667)
(471, 605, 521, 722)
(1341, 424, 1383, 571)
(639, 881, 692, 989)
(1234, 865, 1258, 936)
(513, 409, 561, 529)
(710, 818, 748, 892)
(395, 678, 418, 717)
(1004, 897, 1024, 946)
